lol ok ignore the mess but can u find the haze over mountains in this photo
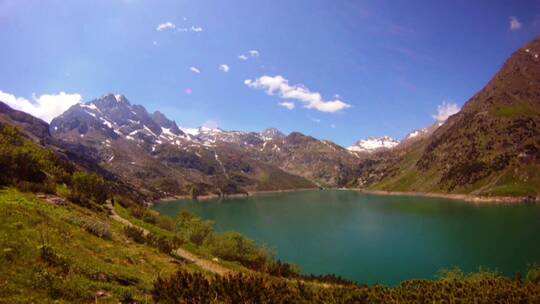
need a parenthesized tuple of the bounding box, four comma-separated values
(1, 35, 539, 200)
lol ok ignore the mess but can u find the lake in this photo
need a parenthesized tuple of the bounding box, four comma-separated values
(152, 190, 540, 285)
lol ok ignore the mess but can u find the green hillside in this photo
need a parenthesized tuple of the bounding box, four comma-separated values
(364, 36, 540, 198)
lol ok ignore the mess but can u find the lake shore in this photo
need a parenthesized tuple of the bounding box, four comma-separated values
(355, 189, 539, 204)
(152, 187, 320, 205)
(152, 187, 538, 205)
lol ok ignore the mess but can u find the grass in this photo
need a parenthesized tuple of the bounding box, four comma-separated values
(370, 141, 444, 193)
(0, 188, 183, 303)
(492, 100, 539, 118)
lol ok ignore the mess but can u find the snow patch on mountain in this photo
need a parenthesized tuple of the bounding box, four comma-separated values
(347, 136, 399, 153)
(406, 128, 428, 139)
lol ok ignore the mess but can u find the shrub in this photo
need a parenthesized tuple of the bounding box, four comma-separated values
(207, 232, 272, 271)
(80, 218, 112, 240)
(15, 180, 56, 194)
(114, 195, 137, 209)
(34, 268, 64, 299)
(527, 264, 540, 284)
(153, 270, 540, 304)
(145, 232, 175, 254)
(175, 211, 214, 246)
(70, 171, 108, 205)
(156, 216, 175, 231)
(131, 207, 159, 224)
(39, 244, 70, 274)
(123, 226, 146, 244)
(266, 260, 301, 278)
(0, 125, 73, 187)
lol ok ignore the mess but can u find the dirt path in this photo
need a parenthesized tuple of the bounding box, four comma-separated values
(104, 202, 231, 276)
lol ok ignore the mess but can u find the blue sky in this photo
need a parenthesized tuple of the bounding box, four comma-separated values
(0, 0, 539, 146)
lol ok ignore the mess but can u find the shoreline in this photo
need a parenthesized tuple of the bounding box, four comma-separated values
(152, 187, 320, 205)
(355, 189, 539, 204)
(151, 187, 538, 205)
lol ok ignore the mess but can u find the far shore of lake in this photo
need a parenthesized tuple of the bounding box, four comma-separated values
(151, 187, 539, 205)
(355, 189, 539, 205)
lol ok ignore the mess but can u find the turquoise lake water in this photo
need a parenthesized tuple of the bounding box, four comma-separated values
(153, 190, 540, 285)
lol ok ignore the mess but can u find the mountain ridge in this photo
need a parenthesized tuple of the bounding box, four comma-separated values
(360, 35, 540, 197)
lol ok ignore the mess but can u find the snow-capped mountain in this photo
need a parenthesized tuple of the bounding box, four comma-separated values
(260, 128, 285, 141)
(347, 136, 399, 153)
(51, 94, 287, 150)
(48, 93, 378, 193)
(51, 93, 187, 147)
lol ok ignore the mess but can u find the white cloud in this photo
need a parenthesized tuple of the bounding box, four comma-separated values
(432, 101, 460, 122)
(178, 26, 204, 33)
(219, 64, 230, 72)
(0, 90, 82, 123)
(156, 22, 176, 31)
(245, 75, 351, 113)
(190, 66, 201, 74)
(509, 16, 522, 30)
(238, 50, 260, 61)
(278, 101, 295, 110)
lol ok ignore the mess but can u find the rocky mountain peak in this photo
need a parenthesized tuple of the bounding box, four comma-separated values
(151, 111, 183, 136)
(261, 128, 285, 141)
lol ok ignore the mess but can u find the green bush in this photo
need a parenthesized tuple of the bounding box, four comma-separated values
(527, 264, 540, 284)
(207, 232, 272, 271)
(175, 210, 214, 246)
(131, 207, 159, 224)
(145, 232, 175, 254)
(156, 215, 175, 231)
(70, 171, 108, 205)
(153, 269, 540, 304)
(0, 125, 74, 187)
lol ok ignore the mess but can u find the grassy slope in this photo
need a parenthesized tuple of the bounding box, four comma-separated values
(0, 188, 190, 303)
(368, 139, 540, 197)
(368, 37, 540, 198)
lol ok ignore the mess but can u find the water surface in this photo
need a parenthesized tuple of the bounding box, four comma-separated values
(153, 190, 540, 285)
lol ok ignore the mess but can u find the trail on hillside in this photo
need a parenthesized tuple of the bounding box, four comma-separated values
(104, 202, 231, 276)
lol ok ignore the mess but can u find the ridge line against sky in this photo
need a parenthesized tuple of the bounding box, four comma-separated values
(0, 0, 539, 145)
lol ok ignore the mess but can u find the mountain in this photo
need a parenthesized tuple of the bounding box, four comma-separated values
(0, 100, 147, 200)
(251, 132, 362, 187)
(0, 101, 51, 142)
(49, 93, 369, 192)
(347, 136, 399, 153)
(362, 35, 540, 198)
(260, 128, 285, 141)
(50, 94, 317, 198)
